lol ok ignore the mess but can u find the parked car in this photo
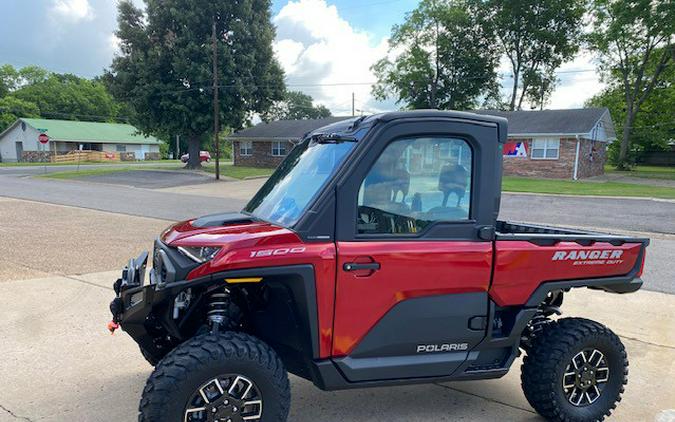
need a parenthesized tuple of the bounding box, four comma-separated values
(109, 111, 649, 422)
(180, 151, 211, 163)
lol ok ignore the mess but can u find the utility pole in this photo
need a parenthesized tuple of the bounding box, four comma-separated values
(212, 19, 221, 180)
(352, 92, 355, 117)
(175, 134, 180, 159)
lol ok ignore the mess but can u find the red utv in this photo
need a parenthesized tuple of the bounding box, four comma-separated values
(110, 110, 648, 422)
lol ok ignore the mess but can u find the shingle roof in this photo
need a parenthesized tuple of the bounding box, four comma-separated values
(229, 109, 611, 141)
(228, 117, 352, 139)
(18, 118, 161, 144)
(474, 108, 609, 136)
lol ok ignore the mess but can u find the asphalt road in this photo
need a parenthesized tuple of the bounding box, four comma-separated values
(82, 169, 215, 189)
(1, 169, 673, 294)
(1, 169, 674, 233)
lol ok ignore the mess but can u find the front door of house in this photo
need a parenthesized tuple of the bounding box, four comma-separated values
(15, 142, 23, 161)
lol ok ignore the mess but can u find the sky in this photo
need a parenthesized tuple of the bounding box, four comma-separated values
(0, 0, 606, 116)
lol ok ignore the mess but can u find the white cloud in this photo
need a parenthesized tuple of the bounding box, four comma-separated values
(52, 0, 94, 22)
(549, 51, 604, 109)
(273, 0, 389, 115)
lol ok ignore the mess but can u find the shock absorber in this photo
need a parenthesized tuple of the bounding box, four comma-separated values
(207, 288, 240, 334)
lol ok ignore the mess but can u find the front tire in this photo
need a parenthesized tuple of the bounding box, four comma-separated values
(139, 332, 290, 422)
(521, 317, 628, 422)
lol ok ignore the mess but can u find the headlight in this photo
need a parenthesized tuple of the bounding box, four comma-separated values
(177, 246, 221, 263)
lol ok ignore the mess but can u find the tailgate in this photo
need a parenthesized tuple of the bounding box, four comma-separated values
(489, 238, 647, 307)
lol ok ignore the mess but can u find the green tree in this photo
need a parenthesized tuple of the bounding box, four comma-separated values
(587, 0, 673, 169)
(0, 65, 49, 98)
(586, 47, 674, 165)
(372, 0, 499, 110)
(261, 90, 331, 122)
(0, 96, 40, 132)
(13, 73, 119, 121)
(106, 0, 285, 168)
(475, 0, 585, 110)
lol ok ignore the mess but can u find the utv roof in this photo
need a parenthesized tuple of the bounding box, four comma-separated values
(310, 110, 509, 143)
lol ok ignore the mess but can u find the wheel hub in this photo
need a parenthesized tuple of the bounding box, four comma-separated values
(562, 348, 610, 407)
(184, 374, 263, 422)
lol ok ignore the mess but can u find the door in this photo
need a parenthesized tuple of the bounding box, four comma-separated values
(15, 142, 23, 161)
(331, 122, 496, 382)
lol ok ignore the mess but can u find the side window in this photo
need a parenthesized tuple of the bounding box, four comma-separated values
(357, 137, 472, 235)
(240, 141, 252, 156)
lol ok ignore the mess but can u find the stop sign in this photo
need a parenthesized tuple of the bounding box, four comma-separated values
(38, 133, 49, 144)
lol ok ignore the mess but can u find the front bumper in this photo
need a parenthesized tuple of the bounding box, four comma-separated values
(109, 240, 201, 356)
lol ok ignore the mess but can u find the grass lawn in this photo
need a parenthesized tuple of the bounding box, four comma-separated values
(0, 159, 182, 167)
(40, 163, 270, 180)
(503, 176, 675, 199)
(202, 163, 272, 179)
(604, 164, 675, 180)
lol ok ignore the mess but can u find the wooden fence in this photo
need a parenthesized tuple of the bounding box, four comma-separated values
(51, 150, 120, 163)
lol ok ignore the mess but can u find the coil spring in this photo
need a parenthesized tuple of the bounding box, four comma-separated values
(207, 290, 230, 331)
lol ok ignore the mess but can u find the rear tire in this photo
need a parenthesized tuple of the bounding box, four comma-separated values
(521, 317, 628, 422)
(138, 332, 290, 422)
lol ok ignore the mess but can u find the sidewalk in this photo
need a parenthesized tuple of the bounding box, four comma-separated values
(0, 270, 673, 421)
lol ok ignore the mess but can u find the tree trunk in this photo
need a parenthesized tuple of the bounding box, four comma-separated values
(185, 134, 202, 169)
(509, 70, 519, 111)
(617, 111, 636, 170)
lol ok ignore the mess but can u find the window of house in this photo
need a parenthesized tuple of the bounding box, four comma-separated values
(271, 141, 287, 157)
(240, 141, 252, 156)
(116, 145, 127, 152)
(531, 138, 560, 159)
(357, 137, 472, 235)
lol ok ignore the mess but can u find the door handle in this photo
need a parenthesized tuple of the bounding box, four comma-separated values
(343, 262, 381, 272)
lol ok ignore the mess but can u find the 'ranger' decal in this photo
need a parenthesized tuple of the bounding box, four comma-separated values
(552, 250, 624, 265)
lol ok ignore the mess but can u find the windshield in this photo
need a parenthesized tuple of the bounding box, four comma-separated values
(244, 138, 356, 227)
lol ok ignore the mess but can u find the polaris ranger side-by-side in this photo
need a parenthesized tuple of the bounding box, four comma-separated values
(109, 110, 649, 422)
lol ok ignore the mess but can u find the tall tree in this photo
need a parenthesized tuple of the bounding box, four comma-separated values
(586, 46, 674, 165)
(0, 96, 40, 132)
(475, 0, 585, 110)
(106, 0, 285, 168)
(372, 0, 499, 110)
(13, 73, 119, 121)
(261, 90, 331, 122)
(587, 0, 673, 169)
(0, 65, 48, 98)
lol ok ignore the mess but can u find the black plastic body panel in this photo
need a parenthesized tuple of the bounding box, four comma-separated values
(334, 293, 488, 382)
(116, 264, 321, 379)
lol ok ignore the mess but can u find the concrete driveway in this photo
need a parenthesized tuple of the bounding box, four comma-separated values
(0, 198, 674, 421)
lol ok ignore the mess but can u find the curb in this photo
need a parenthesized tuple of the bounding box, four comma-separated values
(502, 190, 675, 203)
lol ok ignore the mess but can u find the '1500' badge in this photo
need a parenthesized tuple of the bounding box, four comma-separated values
(250, 247, 306, 258)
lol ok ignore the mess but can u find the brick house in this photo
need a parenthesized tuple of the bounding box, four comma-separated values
(229, 108, 615, 179)
(476, 108, 615, 179)
(228, 117, 350, 168)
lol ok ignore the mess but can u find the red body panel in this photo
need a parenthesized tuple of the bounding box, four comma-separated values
(159, 219, 644, 360)
(162, 219, 337, 358)
(332, 241, 493, 357)
(490, 241, 643, 306)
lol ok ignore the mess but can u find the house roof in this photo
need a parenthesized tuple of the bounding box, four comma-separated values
(474, 108, 610, 137)
(228, 117, 352, 140)
(12, 118, 161, 145)
(228, 108, 613, 142)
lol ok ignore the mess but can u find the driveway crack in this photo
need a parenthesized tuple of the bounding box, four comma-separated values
(433, 383, 536, 414)
(0, 403, 33, 421)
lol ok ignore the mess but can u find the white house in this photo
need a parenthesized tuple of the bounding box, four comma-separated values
(0, 118, 162, 162)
